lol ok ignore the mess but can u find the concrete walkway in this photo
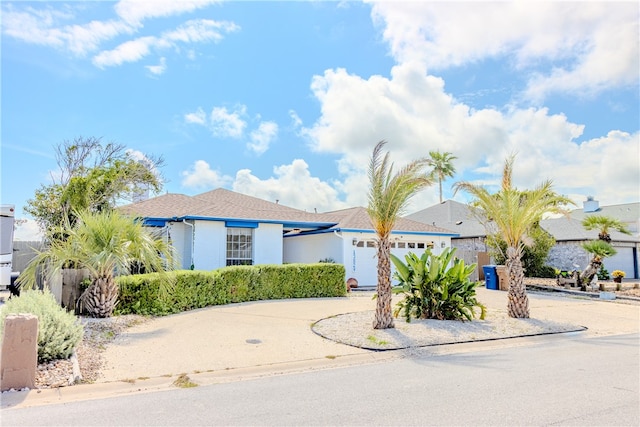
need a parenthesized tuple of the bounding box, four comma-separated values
(2, 288, 639, 409)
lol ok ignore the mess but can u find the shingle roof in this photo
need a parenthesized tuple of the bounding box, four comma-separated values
(406, 200, 486, 237)
(118, 189, 454, 234)
(407, 200, 640, 242)
(324, 207, 456, 235)
(568, 202, 639, 224)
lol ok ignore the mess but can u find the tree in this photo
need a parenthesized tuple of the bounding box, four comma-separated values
(25, 137, 164, 237)
(367, 140, 433, 329)
(581, 215, 631, 243)
(428, 150, 457, 203)
(580, 240, 616, 287)
(578, 215, 629, 286)
(17, 210, 176, 318)
(454, 155, 573, 318)
(487, 223, 556, 277)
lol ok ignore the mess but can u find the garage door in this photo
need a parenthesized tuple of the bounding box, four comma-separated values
(604, 247, 636, 279)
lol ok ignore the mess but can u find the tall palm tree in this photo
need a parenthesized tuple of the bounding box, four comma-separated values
(581, 215, 631, 243)
(367, 140, 433, 329)
(18, 209, 176, 318)
(454, 155, 572, 318)
(428, 150, 457, 203)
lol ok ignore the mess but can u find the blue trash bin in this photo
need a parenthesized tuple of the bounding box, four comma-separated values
(483, 265, 498, 290)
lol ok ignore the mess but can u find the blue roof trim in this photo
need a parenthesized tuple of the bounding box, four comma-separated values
(142, 215, 337, 229)
(143, 218, 168, 227)
(226, 220, 258, 229)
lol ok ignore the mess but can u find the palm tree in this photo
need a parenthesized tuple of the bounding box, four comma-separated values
(428, 150, 457, 203)
(580, 240, 616, 288)
(578, 215, 629, 286)
(581, 215, 631, 243)
(454, 155, 573, 318)
(367, 140, 433, 329)
(18, 209, 176, 318)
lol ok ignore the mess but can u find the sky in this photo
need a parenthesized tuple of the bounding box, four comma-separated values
(2, 1, 639, 240)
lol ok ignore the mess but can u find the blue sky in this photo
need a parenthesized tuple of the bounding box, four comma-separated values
(2, 1, 639, 240)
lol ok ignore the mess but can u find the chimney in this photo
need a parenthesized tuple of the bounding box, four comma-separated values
(583, 196, 599, 213)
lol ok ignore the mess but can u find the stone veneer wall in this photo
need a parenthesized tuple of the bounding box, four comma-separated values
(545, 241, 590, 271)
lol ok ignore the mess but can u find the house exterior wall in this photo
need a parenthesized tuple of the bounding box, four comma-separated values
(254, 223, 283, 265)
(193, 221, 226, 270)
(283, 232, 343, 264)
(451, 237, 488, 252)
(284, 231, 453, 288)
(167, 221, 190, 270)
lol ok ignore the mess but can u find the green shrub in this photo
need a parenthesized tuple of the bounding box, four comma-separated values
(537, 265, 558, 278)
(0, 290, 84, 363)
(597, 265, 610, 280)
(391, 248, 486, 322)
(116, 263, 346, 316)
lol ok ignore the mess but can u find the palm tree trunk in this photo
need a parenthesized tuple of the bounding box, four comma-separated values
(506, 247, 529, 318)
(579, 257, 601, 290)
(82, 276, 119, 318)
(373, 238, 394, 329)
(438, 178, 443, 203)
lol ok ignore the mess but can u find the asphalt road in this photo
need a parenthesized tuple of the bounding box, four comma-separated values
(2, 332, 638, 426)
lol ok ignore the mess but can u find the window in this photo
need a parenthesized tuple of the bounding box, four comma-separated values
(366, 241, 376, 248)
(226, 228, 253, 266)
(408, 242, 415, 249)
(417, 243, 425, 249)
(397, 242, 405, 248)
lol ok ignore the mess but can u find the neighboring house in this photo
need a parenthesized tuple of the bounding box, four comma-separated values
(119, 188, 457, 287)
(407, 199, 640, 279)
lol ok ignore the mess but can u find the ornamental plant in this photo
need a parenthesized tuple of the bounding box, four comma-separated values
(0, 290, 84, 363)
(612, 270, 626, 279)
(391, 247, 486, 322)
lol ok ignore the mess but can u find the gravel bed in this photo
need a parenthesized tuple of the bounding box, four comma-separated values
(33, 315, 148, 389)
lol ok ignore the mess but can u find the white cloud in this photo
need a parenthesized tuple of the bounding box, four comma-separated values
(232, 160, 348, 212)
(92, 19, 238, 69)
(302, 60, 639, 209)
(1, 5, 132, 56)
(2, 2, 237, 70)
(163, 19, 239, 44)
(369, 1, 639, 101)
(248, 122, 278, 155)
(92, 36, 156, 68)
(184, 107, 207, 125)
(210, 106, 247, 138)
(114, 0, 220, 27)
(13, 219, 44, 242)
(146, 56, 167, 75)
(181, 160, 233, 189)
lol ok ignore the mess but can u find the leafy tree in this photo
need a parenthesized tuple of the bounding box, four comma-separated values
(25, 136, 164, 237)
(17, 210, 176, 318)
(454, 155, 573, 318)
(487, 223, 556, 277)
(367, 140, 433, 329)
(428, 150, 457, 203)
(581, 215, 631, 243)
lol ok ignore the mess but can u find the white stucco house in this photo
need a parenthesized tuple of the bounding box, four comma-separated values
(119, 188, 458, 287)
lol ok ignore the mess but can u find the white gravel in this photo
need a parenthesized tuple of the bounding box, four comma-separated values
(312, 308, 584, 350)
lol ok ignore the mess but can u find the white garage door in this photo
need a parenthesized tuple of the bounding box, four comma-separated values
(604, 247, 636, 279)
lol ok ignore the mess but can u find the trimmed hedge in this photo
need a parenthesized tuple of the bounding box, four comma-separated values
(115, 263, 347, 316)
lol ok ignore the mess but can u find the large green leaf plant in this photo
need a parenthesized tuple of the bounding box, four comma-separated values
(391, 248, 486, 322)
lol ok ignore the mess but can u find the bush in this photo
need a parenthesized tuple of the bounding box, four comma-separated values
(116, 263, 346, 316)
(0, 290, 84, 363)
(391, 248, 486, 322)
(536, 265, 558, 278)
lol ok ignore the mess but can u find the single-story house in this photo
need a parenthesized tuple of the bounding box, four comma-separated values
(406, 199, 640, 279)
(119, 188, 458, 287)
